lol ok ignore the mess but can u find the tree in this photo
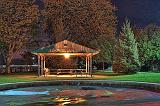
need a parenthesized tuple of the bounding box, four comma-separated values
(0, 0, 39, 73)
(43, 0, 64, 43)
(43, 0, 117, 63)
(151, 32, 160, 71)
(113, 19, 140, 74)
(137, 24, 160, 71)
(113, 41, 130, 73)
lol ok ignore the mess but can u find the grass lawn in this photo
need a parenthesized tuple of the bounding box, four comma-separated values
(0, 76, 33, 84)
(0, 71, 160, 84)
(95, 71, 160, 83)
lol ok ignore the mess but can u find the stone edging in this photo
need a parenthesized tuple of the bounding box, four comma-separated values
(0, 80, 160, 92)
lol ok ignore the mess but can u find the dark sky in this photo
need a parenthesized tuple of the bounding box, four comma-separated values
(112, 0, 160, 28)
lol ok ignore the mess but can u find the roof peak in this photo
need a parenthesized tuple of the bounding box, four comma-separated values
(32, 39, 100, 55)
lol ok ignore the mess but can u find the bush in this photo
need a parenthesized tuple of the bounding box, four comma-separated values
(112, 63, 126, 73)
(112, 62, 137, 74)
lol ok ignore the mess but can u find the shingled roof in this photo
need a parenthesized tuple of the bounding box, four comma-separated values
(32, 40, 99, 55)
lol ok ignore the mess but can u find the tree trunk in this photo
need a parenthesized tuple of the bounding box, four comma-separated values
(5, 54, 13, 74)
(102, 61, 105, 71)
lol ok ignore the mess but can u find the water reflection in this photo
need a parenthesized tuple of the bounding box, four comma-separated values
(22, 97, 87, 106)
(52, 97, 86, 106)
(1, 86, 160, 106)
(0, 90, 49, 96)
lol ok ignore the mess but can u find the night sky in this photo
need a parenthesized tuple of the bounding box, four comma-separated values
(112, 0, 160, 28)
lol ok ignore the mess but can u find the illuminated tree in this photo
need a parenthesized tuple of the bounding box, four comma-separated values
(43, 0, 117, 63)
(113, 19, 140, 74)
(137, 24, 160, 71)
(0, 0, 39, 73)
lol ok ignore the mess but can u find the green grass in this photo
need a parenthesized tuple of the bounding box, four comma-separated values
(0, 76, 34, 84)
(0, 71, 160, 84)
(95, 71, 160, 83)
(93, 71, 120, 76)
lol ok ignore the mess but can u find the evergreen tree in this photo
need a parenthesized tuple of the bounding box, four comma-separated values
(113, 19, 140, 74)
(137, 24, 160, 71)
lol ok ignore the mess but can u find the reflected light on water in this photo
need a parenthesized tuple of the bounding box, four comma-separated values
(52, 97, 86, 106)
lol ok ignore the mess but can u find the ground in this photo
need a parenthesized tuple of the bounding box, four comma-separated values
(0, 71, 160, 106)
(0, 71, 160, 84)
(0, 86, 160, 106)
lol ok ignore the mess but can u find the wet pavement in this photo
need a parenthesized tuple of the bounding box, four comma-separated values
(0, 86, 160, 106)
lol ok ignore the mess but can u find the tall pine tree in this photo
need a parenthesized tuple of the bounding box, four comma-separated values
(113, 19, 140, 74)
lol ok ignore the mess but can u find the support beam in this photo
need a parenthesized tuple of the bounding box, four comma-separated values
(86, 56, 88, 74)
(90, 55, 93, 77)
(40, 56, 42, 76)
(44, 56, 46, 69)
(41, 56, 44, 76)
(38, 55, 40, 77)
(88, 56, 90, 75)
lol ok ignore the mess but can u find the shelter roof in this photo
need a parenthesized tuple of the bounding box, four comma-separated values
(32, 40, 100, 56)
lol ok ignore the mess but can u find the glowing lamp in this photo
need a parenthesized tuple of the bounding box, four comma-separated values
(64, 53, 70, 58)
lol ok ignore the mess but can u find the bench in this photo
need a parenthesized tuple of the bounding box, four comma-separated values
(57, 69, 75, 75)
(56, 69, 87, 77)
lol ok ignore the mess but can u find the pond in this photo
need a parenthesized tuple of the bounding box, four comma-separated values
(0, 86, 160, 106)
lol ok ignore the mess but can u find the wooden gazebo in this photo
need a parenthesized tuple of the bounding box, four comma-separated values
(32, 40, 100, 77)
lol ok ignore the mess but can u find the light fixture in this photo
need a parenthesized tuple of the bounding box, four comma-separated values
(64, 53, 70, 59)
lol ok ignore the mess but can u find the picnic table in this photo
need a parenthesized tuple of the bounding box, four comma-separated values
(56, 69, 87, 77)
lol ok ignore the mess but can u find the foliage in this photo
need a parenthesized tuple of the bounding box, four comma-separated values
(0, 0, 39, 73)
(112, 42, 128, 73)
(43, 0, 117, 63)
(137, 24, 160, 71)
(113, 19, 140, 74)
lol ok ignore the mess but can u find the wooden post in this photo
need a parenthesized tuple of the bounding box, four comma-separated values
(44, 56, 47, 76)
(41, 56, 44, 76)
(90, 55, 93, 77)
(88, 56, 90, 75)
(44, 56, 46, 70)
(43, 56, 46, 75)
(86, 56, 88, 74)
(38, 55, 41, 77)
(40, 56, 42, 76)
